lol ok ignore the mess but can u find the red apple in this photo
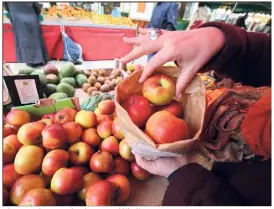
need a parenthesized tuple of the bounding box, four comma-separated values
(89, 151, 114, 173)
(75, 110, 97, 128)
(54, 108, 77, 125)
(41, 113, 55, 120)
(101, 136, 119, 156)
(130, 161, 150, 180)
(14, 145, 44, 175)
(3, 163, 22, 189)
(42, 124, 66, 149)
(145, 111, 189, 144)
(113, 156, 130, 176)
(38, 118, 55, 126)
(68, 142, 94, 165)
(86, 180, 114, 206)
(158, 100, 183, 117)
(81, 128, 101, 147)
(112, 118, 124, 140)
(19, 188, 56, 206)
(5, 109, 31, 126)
(119, 139, 134, 162)
(94, 108, 101, 116)
(3, 187, 8, 206)
(3, 125, 17, 138)
(78, 172, 103, 201)
(4, 134, 22, 151)
(97, 114, 113, 124)
(142, 74, 176, 106)
(17, 122, 45, 145)
(121, 95, 154, 128)
(3, 143, 16, 165)
(107, 174, 131, 204)
(51, 167, 83, 195)
(97, 121, 113, 139)
(63, 122, 83, 144)
(42, 149, 69, 176)
(71, 166, 89, 176)
(97, 100, 115, 115)
(9, 174, 46, 205)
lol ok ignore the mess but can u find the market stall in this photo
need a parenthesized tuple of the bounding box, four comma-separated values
(3, 19, 136, 62)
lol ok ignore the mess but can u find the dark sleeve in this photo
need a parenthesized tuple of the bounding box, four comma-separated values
(33, 3, 42, 16)
(212, 159, 271, 206)
(200, 21, 271, 87)
(162, 163, 244, 206)
(166, 4, 178, 31)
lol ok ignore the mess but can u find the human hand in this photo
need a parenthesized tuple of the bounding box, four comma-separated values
(120, 27, 225, 98)
(134, 153, 191, 178)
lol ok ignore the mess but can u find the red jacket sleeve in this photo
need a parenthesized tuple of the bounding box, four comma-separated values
(200, 22, 271, 87)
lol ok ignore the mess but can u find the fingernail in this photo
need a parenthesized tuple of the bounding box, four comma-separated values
(138, 77, 144, 83)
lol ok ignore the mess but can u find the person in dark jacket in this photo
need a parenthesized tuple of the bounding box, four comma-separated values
(146, 2, 179, 60)
(120, 22, 271, 206)
(4, 2, 48, 67)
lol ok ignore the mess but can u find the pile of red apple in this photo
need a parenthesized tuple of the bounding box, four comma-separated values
(121, 74, 189, 144)
(3, 100, 151, 206)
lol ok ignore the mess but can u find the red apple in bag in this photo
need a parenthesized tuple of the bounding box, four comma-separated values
(158, 100, 183, 118)
(142, 74, 176, 106)
(145, 111, 189, 144)
(121, 95, 154, 128)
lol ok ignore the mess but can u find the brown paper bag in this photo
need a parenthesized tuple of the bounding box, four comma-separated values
(115, 66, 206, 157)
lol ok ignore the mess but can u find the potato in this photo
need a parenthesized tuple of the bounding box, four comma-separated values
(87, 87, 98, 95)
(109, 80, 116, 89)
(94, 82, 102, 90)
(97, 76, 105, 84)
(83, 70, 91, 77)
(112, 69, 121, 78)
(91, 71, 98, 77)
(88, 75, 96, 86)
(98, 69, 106, 77)
(109, 75, 115, 80)
(100, 84, 111, 92)
(82, 83, 91, 92)
(91, 91, 101, 96)
(104, 79, 111, 84)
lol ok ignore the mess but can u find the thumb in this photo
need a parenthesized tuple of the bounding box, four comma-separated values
(135, 154, 154, 171)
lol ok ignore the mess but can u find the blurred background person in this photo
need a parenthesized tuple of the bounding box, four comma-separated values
(146, 2, 179, 60)
(3, 2, 48, 67)
(187, 2, 210, 29)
